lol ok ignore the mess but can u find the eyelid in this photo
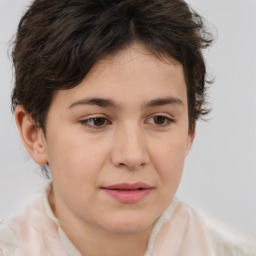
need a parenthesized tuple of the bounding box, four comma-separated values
(145, 114, 175, 126)
(79, 115, 112, 129)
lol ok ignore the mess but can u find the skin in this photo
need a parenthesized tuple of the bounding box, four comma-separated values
(15, 43, 195, 256)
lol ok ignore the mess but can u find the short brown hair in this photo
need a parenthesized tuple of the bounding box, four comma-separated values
(11, 0, 213, 133)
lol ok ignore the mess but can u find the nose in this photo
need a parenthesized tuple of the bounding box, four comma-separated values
(111, 123, 150, 170)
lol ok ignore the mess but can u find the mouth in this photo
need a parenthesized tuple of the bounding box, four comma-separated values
(101, 183, 154, 204)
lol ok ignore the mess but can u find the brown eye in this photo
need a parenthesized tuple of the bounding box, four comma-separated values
(92, 118, 106, 126)
(154, 116, 166, 125)
(80, 117, 110, 129)
(146, 115, 174, 127)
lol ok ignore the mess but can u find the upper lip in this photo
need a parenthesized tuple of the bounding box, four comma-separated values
(102, 182, 153, 190)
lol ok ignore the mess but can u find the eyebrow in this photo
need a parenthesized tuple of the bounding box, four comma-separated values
(68, 97, 183, 109)
(68, 98, 118, 109)
(144, 97, 183, 108)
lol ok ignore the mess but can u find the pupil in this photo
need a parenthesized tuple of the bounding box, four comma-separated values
(94, 118, 105, 126)
(154, 116, 165, 124)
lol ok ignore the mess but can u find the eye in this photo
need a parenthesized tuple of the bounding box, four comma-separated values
(79, 117, 111, 129)
(146, 115, 174, 126)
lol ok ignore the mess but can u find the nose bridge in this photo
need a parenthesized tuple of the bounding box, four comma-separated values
(111, 120, 149, 169)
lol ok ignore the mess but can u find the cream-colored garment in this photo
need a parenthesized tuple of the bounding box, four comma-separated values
(0, 191, 255, 256)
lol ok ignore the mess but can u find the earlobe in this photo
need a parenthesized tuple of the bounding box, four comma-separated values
(14, 105, 48, 165)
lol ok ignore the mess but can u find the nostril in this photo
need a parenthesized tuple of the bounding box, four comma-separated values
(111, 146, 149, 170)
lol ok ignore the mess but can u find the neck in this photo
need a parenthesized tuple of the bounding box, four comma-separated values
(49, 188, 153, 256)
(69, 224, 151, 256)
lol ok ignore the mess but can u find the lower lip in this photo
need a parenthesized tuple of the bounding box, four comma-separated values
(102, 188, 152, 203)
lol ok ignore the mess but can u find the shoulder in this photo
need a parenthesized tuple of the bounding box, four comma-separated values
(0, 220, 19, 256)
(0, 194, 46, 256)
(147, 200, 216, 256)
(199, 211, 256, 256)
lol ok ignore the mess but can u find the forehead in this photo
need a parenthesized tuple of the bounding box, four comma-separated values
(51, 43, 187, 111)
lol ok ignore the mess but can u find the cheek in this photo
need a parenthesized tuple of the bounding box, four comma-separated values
(46, 132, 107, 185)
(151, 133, 189, 184)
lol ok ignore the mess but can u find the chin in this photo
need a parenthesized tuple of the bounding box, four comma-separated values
(107, 224, 152, 235)
(102, 212, 157, 235)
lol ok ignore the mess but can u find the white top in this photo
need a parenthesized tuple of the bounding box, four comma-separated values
(0, 189, 255, 256)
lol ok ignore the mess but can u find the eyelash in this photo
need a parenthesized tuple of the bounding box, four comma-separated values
(79, 115, 174, 129)
(79, 117, 111, 129)
(146, 115, 174, 127)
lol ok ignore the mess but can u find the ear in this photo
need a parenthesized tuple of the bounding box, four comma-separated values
(186, 123, 196, 156)
(14, 105, 48, 165)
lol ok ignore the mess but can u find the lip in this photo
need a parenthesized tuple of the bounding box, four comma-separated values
(101, 183, 154, 204)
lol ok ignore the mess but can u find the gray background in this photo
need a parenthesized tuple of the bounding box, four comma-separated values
(0, 0, 255, 236)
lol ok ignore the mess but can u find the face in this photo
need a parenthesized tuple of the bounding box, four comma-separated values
(41, 44, 194, 235)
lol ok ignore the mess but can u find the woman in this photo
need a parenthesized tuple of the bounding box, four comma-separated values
(0, 0, 255, 255)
